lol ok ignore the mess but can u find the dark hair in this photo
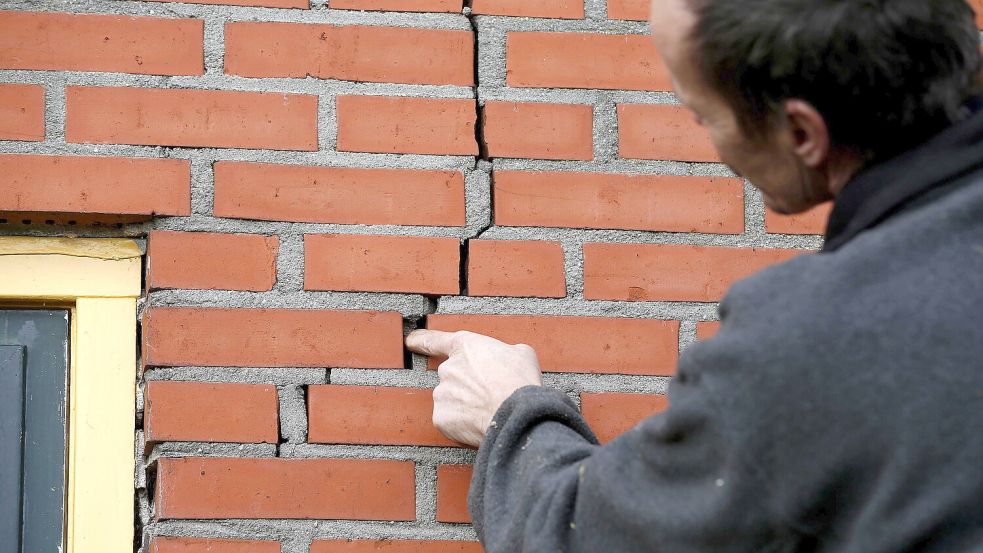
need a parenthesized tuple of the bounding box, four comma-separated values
(687, 0, 983, 160)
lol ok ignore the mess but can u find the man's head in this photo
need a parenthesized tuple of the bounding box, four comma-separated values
(650, 0, 982, 214)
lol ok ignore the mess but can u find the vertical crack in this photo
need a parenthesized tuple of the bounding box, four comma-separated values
(465, 3, 490, 161)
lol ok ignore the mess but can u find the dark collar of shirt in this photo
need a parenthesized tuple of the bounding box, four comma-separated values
(823, 97, 983, 252)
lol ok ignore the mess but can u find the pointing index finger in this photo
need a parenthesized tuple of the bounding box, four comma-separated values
(405, 329, 457, 357)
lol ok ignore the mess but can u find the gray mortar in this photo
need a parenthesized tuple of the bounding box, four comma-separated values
(463, 160, 493, 238)
(436, 295, 721, 320)
(278, 385, 309, 444)
(143, 518, 476, 546)
(678, 319, 700, 351)
(279, 443, 476, 464)
(189, 158, 216, 216)
(144, 367, 329, 386)
(274, 233, 306, 292)
(330, 368, 440, 389)
(148, 289, 433, 317)
(593, 99, 620, 162)
(147, 442, 278, 464)
(415, 463, 438, 523)
(542, 373, 671, 394)
(468, 225, 823, 249)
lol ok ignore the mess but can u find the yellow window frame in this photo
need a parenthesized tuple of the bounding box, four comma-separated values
(0, 237, 141, 553)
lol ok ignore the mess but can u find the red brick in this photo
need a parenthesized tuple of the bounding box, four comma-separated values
(312, 541, 482, 553)
(0, 154, 190, 217)
(148, 231, 278, 292)
(304, 234, 460, 295)
(436, 464, 472, 523)
(765, 202, 833, 235)
(308, 385, 458, 447)
(0, 84, 43, 142)
(337, 96, 477, 155)
(506, 32, 670, 91)
(226, 22, 472, 86)
(608, 0, 648, 20)
(213, 161, 465, 227)
(155, 457, 415, 520)
(581, 392, 667, 444)
(483, 101, 593, 161)
(144, 0, 306, 7)
(467, 240, 566, 298)
(426, 314, 678, 376)
(583, 244, 804, 302)
(143, 308, 404, 369)
(472, 0, 584, 19)
(330, 0, 462, 12)
(696, 321, 721, 341)
(66, 86, 317, 150)
(144, 381, 279, 444)
(0, 11, 203, 75)
(618, 104, 719, 162)
(151, 537, 281, 553)
(493, 171, 744, 234)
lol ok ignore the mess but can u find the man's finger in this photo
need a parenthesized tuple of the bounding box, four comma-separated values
(405, 329, 457, 357)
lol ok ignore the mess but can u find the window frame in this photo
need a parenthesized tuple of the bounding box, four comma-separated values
(0, 237, 141, 553)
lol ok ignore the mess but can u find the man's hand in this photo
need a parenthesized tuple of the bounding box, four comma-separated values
(405, 330, 543, 447)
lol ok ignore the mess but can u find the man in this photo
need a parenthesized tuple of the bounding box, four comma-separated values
(407, 0, 983, 550)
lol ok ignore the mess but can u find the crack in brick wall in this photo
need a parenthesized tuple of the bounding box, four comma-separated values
(0, 0, 939, 551)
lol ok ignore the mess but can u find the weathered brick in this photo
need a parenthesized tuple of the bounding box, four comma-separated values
(493, 171, 744, 233)
(0, 84, 44, 142)
(467, 239, 566, 298)
(155, 457, 415, 520)
(312, 541, 482, 553)
(329, 0, 462, 12)
(143, 308, 404, 369)
(471, 0, 584, 19)
(144, 381, 279, 444)
(304, 234, 460, 295)
(336, 96, 477, 155)
(213, 161, 465, 227)
(66, 86, 317, 150)
(483, 101, 593, 161)
(581, 392, 668, 444)
(0, 154, 190, 217)
(148, 231, 278, 292)
(150, 537, 281, 553)
(226, 22, 472, 86)
(696, 321, 721, 341)
(436, 464, 472, 523)
(618, 104, 719, 162)
(506, 32, 670, 91)
(765, 203, 833, 235)
(0, 11, 203, 75)
(308, 385, 457, 447)
(608, 0, 648, 20)
(426, 314, 678, 376)
(583, 244, 804, 302)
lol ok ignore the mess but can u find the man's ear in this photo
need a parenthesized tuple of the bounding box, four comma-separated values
(783, 99, 830, 168)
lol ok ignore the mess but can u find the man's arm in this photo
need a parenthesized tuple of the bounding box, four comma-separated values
(407, 329, 786, 553)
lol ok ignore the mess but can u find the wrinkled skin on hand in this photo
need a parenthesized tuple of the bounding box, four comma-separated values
(405, 329, 544, 447)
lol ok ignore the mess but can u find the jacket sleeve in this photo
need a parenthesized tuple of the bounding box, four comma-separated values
(468, 378, 789, 553)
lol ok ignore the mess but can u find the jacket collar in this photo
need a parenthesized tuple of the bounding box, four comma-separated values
(822, 97, 983, 252)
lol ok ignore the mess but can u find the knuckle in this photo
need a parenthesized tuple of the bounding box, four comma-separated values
(432, 384, 447, 401)
(515, 343, 536, 355)
(432, 409, 451, 430)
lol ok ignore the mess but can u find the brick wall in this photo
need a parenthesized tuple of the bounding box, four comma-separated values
(4, 1, 975, 552)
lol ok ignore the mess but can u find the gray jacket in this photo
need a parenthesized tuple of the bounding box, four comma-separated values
(469, 104, 983, 552)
